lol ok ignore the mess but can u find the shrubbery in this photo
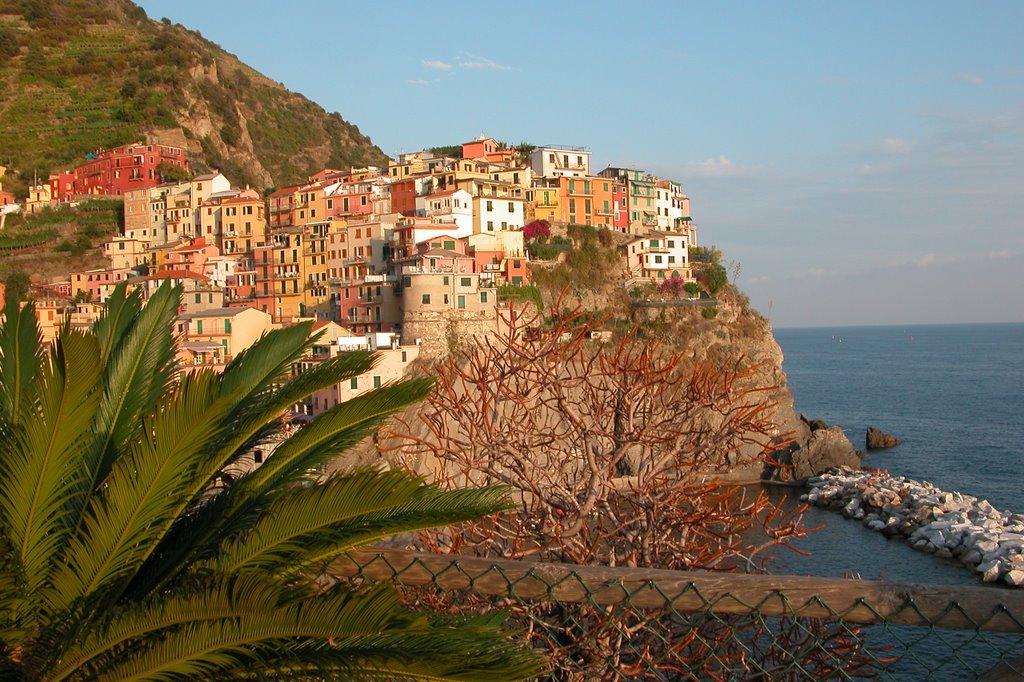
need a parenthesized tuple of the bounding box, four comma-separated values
(523, 219, 551, 242)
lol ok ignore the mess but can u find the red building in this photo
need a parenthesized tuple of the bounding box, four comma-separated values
(51, 142, 191, 200)
(389, 178, 419, 216)
(612, 181, 629, 232)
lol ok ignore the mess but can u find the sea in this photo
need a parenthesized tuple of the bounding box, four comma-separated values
(766, 322, 1024, 679)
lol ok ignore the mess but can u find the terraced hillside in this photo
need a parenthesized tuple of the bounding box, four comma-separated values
(0, 0, 388, 197)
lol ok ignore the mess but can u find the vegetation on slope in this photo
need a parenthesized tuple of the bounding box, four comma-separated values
(0, 0, 388, 197)
(0, 201, 120, 288)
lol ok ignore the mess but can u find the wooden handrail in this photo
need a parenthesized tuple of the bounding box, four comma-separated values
(331, 549, 1024, 633)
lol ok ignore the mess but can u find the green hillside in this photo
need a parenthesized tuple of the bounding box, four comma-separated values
(0, 0, 388, 197)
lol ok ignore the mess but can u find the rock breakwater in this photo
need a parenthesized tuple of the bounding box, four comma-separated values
(802, 467, 1024, 588)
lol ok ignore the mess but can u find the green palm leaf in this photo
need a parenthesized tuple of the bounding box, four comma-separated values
(211, 470, 510, 574)
(0, 284, 542, 681)
(0, 330, 102, 615)
(87, 282, 181, 486)
(0, 297, 43, 428)
(49, 370, 233, 611)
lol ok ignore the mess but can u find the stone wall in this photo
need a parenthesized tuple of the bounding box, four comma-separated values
(401, 307, 501, 359)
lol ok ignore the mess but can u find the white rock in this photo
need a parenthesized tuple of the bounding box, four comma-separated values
(1005, 570, 1024, 587)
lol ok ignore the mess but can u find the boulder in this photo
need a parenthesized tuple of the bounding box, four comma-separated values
(866, 427, 901, 450)
(789, 424, 860, 479)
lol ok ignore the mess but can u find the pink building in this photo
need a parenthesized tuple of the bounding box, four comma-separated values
(70, 268, 135, 302)
(160, 238, 220, 277)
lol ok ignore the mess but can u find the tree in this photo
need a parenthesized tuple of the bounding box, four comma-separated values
(0, 27, 18, 60)
(3, 270, 30, 305)
(698, 262, 728, 294)
(0, 282, 541, 680)
(156, 161, 191, 184)
(383, 303, 878, 679)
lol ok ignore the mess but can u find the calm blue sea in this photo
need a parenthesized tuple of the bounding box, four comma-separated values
(766, 323, 1024, 678)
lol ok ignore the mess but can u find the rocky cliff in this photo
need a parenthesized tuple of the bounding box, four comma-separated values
(626, 284, 861, 482)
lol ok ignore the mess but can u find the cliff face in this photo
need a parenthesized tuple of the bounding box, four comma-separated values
(629, 286, 860, 481)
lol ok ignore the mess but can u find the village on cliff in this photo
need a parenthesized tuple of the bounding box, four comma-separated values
(0, 136, 701, 416)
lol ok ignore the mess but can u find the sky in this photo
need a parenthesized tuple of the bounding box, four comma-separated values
(136, 0, 1024, 328)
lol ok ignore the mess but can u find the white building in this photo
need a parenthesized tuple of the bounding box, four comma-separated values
(473, 194, 524, 233)
(528, 145, 591, 178)
(622, 231, 692, 281)
(425, 189, 474, 236)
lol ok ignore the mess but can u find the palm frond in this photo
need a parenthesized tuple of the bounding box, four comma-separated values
(87, 281, 181, 487)
(120, 344, 385, 599)
(210, 470, 511, 574)
(131, 376, 435, 595)
(91, 283, 140, 366)
(199, 344, 379, 481)
(47, 370, 233, 612)
(236, 377, 434, 497)
(62, 582, 416, 682)
(0, 297, 43, 428)
(217, 322, 315, 403)
(0, 330, 102, 610)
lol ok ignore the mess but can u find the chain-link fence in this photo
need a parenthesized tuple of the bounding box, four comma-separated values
(331, 549, 1024, 680)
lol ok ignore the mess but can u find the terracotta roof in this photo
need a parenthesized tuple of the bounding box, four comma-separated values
(422, 248, 472, 259)
(179, 306, 258, 319)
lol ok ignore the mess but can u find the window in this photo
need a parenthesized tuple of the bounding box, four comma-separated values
(443, 294, 449, 305)
(480, 291, 488, 303)
(194, 293, 201, 304)
(401, 351, 407, 362)
(373, 376, 381, 388)
(422, 294, 430, 305)
(461, 277, 471, 287)
(457, 295, 466, 309)
(487, 221, 494, 230)
(513, 259, 521, 268)
(196, 320, 203, 334)
(224, 319, 232, 333)
(444, 240, 455, 250)
(486, 200, 493, 211)
(443, 276, 449, 286)
(350, 377, 358, 389)
(508, 202, 514, 212)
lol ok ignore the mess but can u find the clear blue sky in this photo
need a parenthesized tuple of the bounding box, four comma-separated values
(137, 0, 1024, 328)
